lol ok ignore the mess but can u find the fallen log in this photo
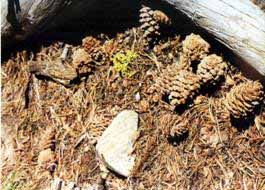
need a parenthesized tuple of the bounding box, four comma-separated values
(1, 0, 138, 48)
(1, 0, 101, 47)
(163, 0, 265, 80)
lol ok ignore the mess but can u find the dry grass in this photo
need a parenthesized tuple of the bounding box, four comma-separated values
(1, 15, 265, 190)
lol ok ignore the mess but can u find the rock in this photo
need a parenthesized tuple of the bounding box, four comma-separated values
(38, 149, 55, 165)
(96, 110, 139, 177)
(61, 45, 70, 60)
(61, 181, 77, 190)
(135, 92, 141, 101)
(51, 178, 63, 190)
(67, 182, 77, 189)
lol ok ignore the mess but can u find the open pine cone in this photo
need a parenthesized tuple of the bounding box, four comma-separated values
(224, 81, 264, 118)
(197, 54, 227, 85)
(117, 30, 132, 45)
(117, 27, 140, 46)
(168, 117, 189, 138)
(82, 36, 101, 53)
(153, 61, 192, 94)
(139, 6, 170, 45)
(82, 36, 105, 62)
(182, 33, 210, 62)
(169, 70, 201, 106)
(102, 39, 123, 59)
(161, 114, 189, 138)
(139, 6, 160, 43)
(153, 10, 171, 26)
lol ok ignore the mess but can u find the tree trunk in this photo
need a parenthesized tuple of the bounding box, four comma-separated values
(163, 0, 265, 80)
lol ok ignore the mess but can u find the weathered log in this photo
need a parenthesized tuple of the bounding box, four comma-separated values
(163, 0, 265, 79)
(1, 0, 100, 47)
(1, 0, 137, 48)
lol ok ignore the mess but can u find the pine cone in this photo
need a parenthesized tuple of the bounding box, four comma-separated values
(117, 30, 132, 45)
(169, 118, 189, 138)
(161, 114, 189, 138)
(168, 70, 201, 106)
(139, 6, 160, 43)
(82, 36, 101, 53)
(252, 0, 265, 11)
(82, 36, 105, 63)
(91, 50, 106, 63)
(224, 81, 264, 118)
(117, 28, 139, 46)
(154, 61, 192, 94)
(153, 10, 171, 26)
(197, 54, 227, 85)
(102, 39, 123, 59)
(72, 48, 91, 67)
(182, 33, 210, 61)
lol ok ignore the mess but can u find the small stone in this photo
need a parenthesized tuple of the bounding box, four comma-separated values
(96, 110, 139, 177)
(61, 45, 70, 60)
(67, 182, 77, 189)
(38, 149, 55, 165)
(135, 92, 141, 101)
(61, 181, 77, 190)
(139, 100, 149, 112)
(122, 79, 129, 88)
(51, 178, 63, 190)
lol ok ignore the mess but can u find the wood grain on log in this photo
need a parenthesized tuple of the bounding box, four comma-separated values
(1, 0, 101, 47)
(163, 0, 265, 78)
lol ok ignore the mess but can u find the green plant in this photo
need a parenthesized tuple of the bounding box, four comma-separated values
(112, 50, 138, 77)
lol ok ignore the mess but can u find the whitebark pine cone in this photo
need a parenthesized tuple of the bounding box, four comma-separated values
(197, 54, 227, 85)
(168, 70, 201, 106)
(224, 81, 264, 118)
(182, 33, 211, 62)
(154, 62, 192, 94)
(139, 6, 170, 44)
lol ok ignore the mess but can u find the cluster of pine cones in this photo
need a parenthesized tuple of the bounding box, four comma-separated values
(136, 6, 264, 129)
(154, 34, 228, 106)
(152, 32, 264, 138)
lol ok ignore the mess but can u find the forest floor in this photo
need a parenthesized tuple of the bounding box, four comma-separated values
(1, 4, 265, 190)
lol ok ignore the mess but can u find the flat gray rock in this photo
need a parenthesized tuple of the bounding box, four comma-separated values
(96, 110, 139, 177)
